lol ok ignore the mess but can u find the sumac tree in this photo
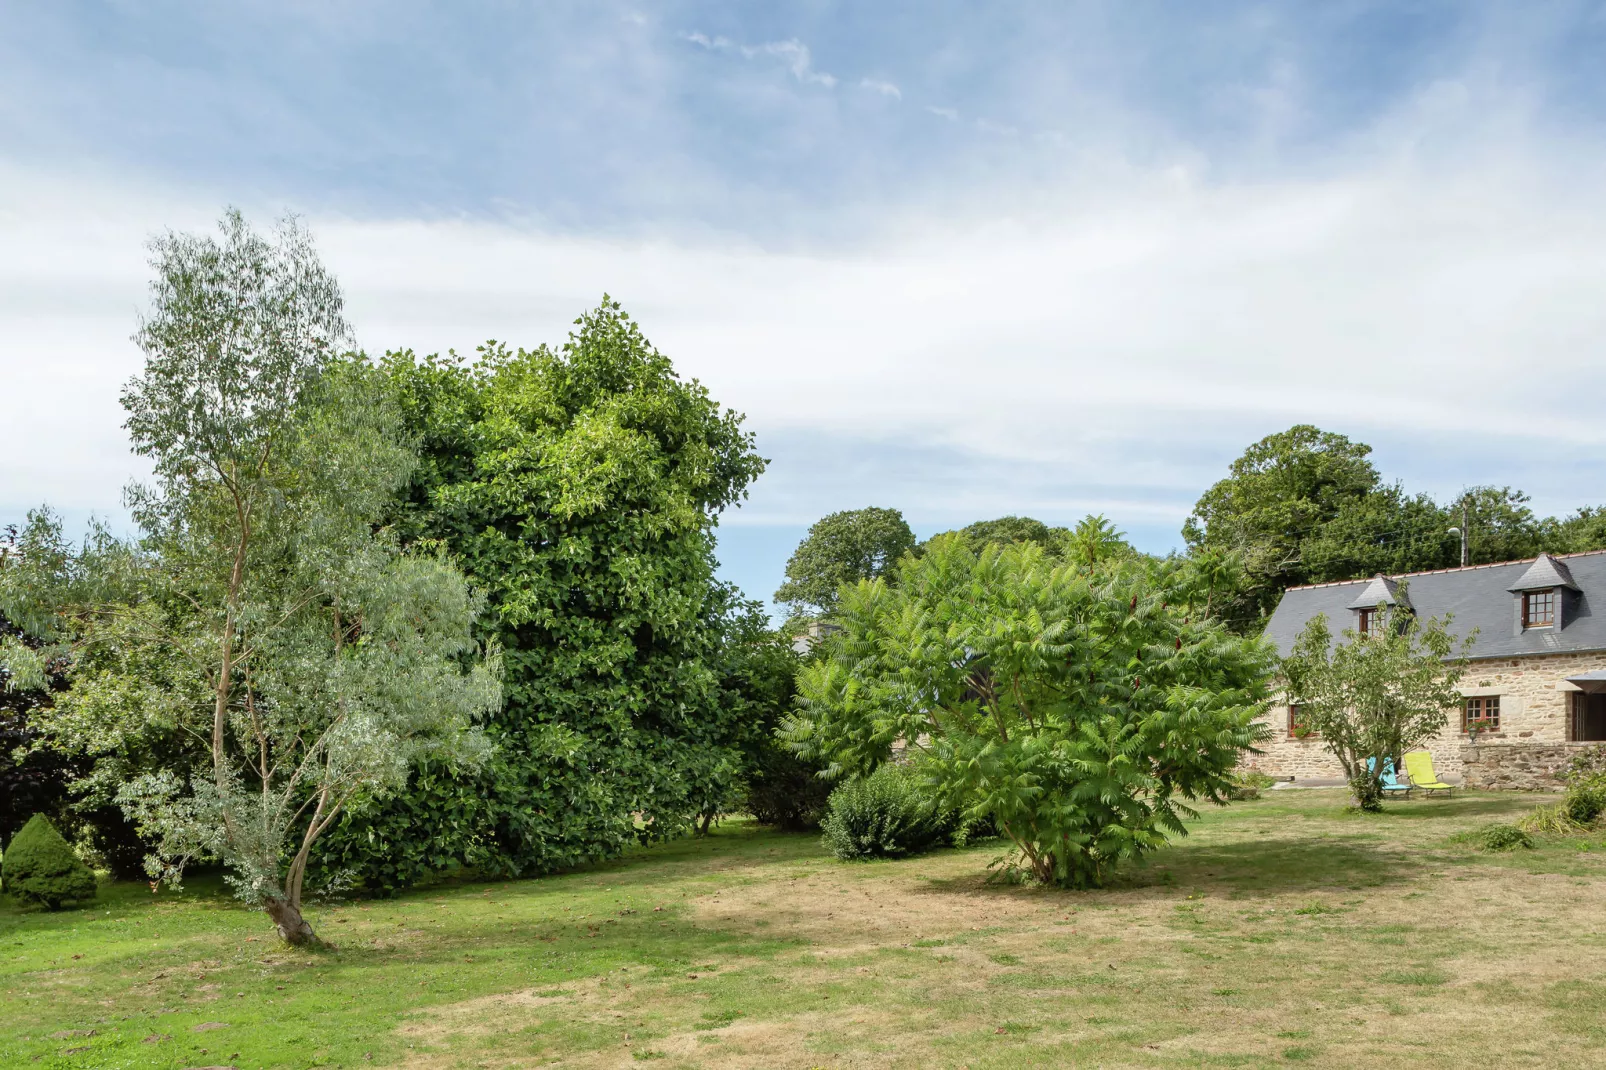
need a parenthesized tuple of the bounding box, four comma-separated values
(787, 536, 1273, 888)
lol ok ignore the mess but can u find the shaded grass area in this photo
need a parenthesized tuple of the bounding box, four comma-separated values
(4, 790, 1606, 1068)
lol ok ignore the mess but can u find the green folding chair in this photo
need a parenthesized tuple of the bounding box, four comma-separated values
(1402, 751, 1454, 797)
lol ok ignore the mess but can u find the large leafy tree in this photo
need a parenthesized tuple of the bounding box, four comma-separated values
(774, 507, 916, 617)
(941, 515, 1065, 555)
(787, 536, 1273, 888)
(1451, 486, 1544, 564)
(313, 300, 768, 887)
(1281, 599, 1469, 812)
(1186, 425, 1594, 626)
(0, 212, 499, 945)
(1545, 505, 1606, 554)
(1300, 484, 1455, 583)
(1184, 425, 1380, 625)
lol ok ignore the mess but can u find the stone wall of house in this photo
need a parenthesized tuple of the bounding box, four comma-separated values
(1244, 649, 1606, 784)
(1459, 742, 1588, 791)
(1240, 724, 1347, 781)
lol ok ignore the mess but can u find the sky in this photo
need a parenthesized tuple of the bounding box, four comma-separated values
(3, 1, 1606, 616)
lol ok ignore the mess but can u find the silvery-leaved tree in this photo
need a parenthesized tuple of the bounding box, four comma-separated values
(0, 210, 500, 945)
(1280, 597, 1470, 813)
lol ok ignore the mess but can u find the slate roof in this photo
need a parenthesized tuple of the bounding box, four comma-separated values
(1508, 553, 1579, 592)
(1346, 575, 1409, 610)
(1264, 549, 1606, 661)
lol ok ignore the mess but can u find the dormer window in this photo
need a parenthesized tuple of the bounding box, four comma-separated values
(1347, 574, 1407, 638)
(1509, 555, 1577, 633)
(1523, 588, 1556, 628)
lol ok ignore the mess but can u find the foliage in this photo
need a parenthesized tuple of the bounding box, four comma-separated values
(1281, 598, 1470, 812)
(1185, 423, 1605, 626)
(2, 814, 97, 908)
(787, 536, 1274, 887)
(774, 507, 915, 617)
(711, 603, 829, 831)
(1543, 506, 1606, 554)
(694, 591, 808, 834)
(3, 550, 177, 878)
(1184, 424, 1381, 625)
(0, 603, 73, 849)
(1061, 515, 1137, 568)
(1299, 484, 1455, 584)
(930, 515, 1064, 556)
(0, 212, 499, 945)
(1225, 770, 1276, 801)
(819, 764, 951, 860)
(743, 753, 833, 831)
(1515, 803, 1586, 837)
(918, 514, 1135, 568)
(1561, 745, 1606, 825)
(1468, 823, 1533, 852)
(311, 299, 768, 889)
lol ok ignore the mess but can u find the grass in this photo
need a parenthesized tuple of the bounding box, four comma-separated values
(5, 789, 1606, 1068)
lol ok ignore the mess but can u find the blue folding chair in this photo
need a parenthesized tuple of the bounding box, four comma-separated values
(1369, 756, 1414, 798)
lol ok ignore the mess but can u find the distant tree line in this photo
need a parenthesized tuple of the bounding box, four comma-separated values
(1183, 425, 1606, 629)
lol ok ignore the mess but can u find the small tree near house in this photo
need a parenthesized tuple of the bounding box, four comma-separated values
(1280, 595, 1470, 812)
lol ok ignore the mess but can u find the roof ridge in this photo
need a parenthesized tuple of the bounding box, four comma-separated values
(1281, 546, 1606, 592)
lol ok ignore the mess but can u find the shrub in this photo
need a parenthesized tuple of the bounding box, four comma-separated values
(1560, 745, 1606, 827)
(790, 538, 1273, 887)
(1225, 771, 1276, 801)
(1471, 823, 1534, 852)
(1517, 803, 1586, 837)
(1563, 788, 1605, 827)
(745, 749, 834, 831)
(820, 765, 949, 860)
(2, 814, 96, 908)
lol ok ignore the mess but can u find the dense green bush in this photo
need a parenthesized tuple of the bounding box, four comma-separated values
(744, 748, 833, 831)
(2, 814, 96, 908)
(820, 765, 950, 860)
(1563, 788, 1605, 826)
(310, 302, 771, 891)
(1472, 823, 1534, 852)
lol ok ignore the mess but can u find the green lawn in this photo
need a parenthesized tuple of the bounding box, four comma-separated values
(6, 789, 1606, 1069)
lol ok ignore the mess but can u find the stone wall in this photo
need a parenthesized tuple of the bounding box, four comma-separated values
(1460, 742, 1594, 791)
(1244, 649, 1606, 784)
(1240, 723, 1346, 781)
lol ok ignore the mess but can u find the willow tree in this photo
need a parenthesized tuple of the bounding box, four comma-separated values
(0, 211, 499, 945)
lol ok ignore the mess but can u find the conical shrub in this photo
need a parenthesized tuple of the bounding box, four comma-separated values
(820, 765, 951, 860)
(2, 814, 97, 909)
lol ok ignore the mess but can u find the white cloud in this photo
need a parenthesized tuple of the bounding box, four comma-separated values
(926, 106, 960, 121)
(682, 31, 836, 88)
(7, 121, 1605, 534)
(860, 78, 902, 100)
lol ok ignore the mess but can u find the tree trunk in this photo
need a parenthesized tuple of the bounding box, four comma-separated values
(263, 896, 320, 947)
(1350, 776, 1384, 813)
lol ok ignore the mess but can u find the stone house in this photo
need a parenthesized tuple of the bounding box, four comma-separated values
(1251, 550, 1606, 790)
